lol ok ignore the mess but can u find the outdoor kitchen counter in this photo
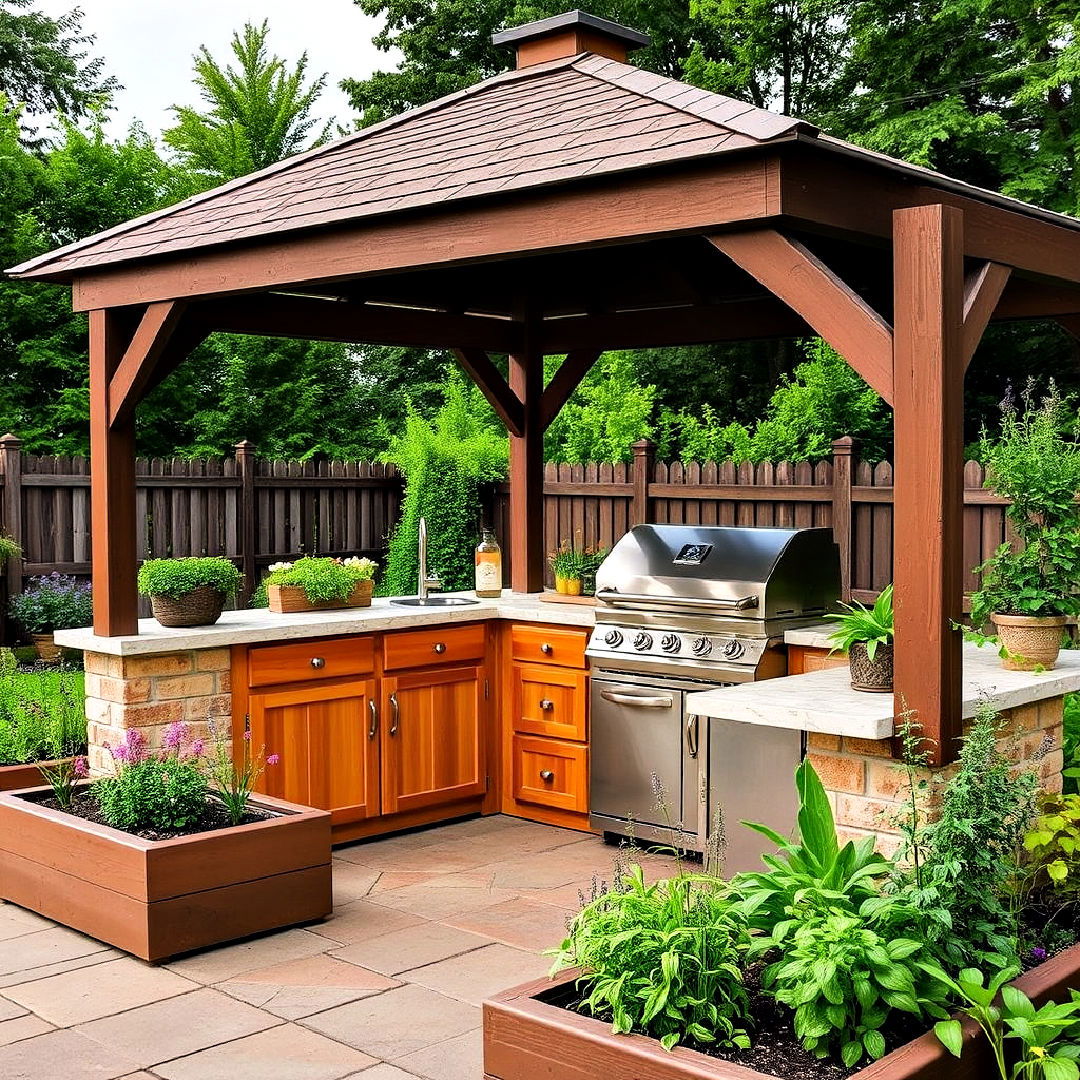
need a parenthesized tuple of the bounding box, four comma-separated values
(54, 592, 597, 656)
(686, 642, 1080, 740)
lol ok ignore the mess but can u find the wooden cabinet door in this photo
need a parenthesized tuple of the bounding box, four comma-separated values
(249, 679, 380, 826)
(381, 665, 485, 815)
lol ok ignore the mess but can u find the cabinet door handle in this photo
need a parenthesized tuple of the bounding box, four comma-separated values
(686, 714, 699, 759)
(540, 642, 553, 655)
(368, 699, 378, 739)
(433, 642, 447, 654)
(539, 698, 554, 711)
(310, 657, 325, 669)
(540, 770, 555, 782)
(389, 692, 399, 736)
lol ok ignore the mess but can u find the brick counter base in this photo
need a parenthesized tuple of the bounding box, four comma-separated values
(83, 650, 233, 774)
(809, 698, 1064, 855)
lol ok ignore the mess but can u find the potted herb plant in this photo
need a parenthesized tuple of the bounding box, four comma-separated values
(550, 543, 582, 596)
(138, 556, 241, 628)
(825, 583, 894, 692)
(970, 381, 1080, 671)
(0, 649, 86, 791)
(9, 573, 92, 661)
(265, 555, 377, 613)
(0, 720, 331, 962)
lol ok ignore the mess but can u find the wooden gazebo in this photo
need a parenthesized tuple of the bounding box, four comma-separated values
(11, 10, 1080, 763)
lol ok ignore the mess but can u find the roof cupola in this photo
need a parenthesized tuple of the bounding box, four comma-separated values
(493, 10, 650, 69)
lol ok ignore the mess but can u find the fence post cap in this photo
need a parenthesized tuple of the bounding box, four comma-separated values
(234, 439, 256, 452)
(831, 436, 855, 453)
(0, 433, 22, 447)
(632, 438, 655, 452)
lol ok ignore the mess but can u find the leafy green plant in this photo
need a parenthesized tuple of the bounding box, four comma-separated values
(754, 899, 952, 1067)
(38, 754, 88, 810)
(550, 865, 751, 1052)
(0, 535, 21, 563)
(733, 758, 892, 933)
(0, 653, 86, 766)
(1022, 792, 1080, 897)
(137, 556, 240, 599)
(1064, 693, 1080, 795)
(203, 726, 280, 827)
(826, 583, 893, 660)
(934, 967, 1080, 1080)
(263, 556, 375, 603)
(9, 573, 92, 634)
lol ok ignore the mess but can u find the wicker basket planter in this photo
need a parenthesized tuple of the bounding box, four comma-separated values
(268, 579, 373, 614)
(848, 641, 893, 692)
(991, 612, 1067, 671)
(0, 758, 72, 793)
(149, 585, 227, 628)
(485, 945, 1080, 1080)
(0, 784, 332, 962)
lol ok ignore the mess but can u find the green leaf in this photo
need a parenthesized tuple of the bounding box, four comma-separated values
(1001, 986, 1036, 1019)
(934, 1020, 964, 1058)
(841, 1040, 864, 1067)
(1043, 1058, 1080, 1080)
(863, 1029, 886, 1060)
(795, 758, 839, 868)
(1048, 859, 1070, 884)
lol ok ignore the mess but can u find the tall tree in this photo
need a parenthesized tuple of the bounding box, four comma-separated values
(0, 0, 117, 133)
(163, 19, 332, 184)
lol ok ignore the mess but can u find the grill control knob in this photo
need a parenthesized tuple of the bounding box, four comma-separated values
(603, 628, 624, 647)
(691, 636, 713, 658)
(723, 638, 745, 660)
(632, 631, 654, 652)
(660, 633, 681, 654)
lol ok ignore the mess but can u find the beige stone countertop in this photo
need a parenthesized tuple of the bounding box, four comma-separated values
(783, 624, 836, 650)
(687, 642, 1080, 740)
(55, 592, 597, 656)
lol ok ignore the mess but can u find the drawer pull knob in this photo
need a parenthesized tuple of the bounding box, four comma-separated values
(539, 699, 554, 711)
(540, 770, 555, 782)
(433, 642, 447, 654)
(310, 657, 325, 669)
(540, 642, 553, 655)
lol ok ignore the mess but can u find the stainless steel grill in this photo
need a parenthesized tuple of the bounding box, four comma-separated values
(586, 524, 840, 869)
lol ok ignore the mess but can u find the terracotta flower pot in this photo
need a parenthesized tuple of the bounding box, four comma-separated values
(30, 633, 61, 663)
(149, 585, 226, 628)
(848, 641, 893, 692)
(268, 579, 373, 614)
(991, 612, 1067, 671)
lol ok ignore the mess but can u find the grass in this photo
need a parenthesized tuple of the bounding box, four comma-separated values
(0, 653, 86, 766)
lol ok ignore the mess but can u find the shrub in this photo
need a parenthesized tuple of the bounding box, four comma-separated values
(0, 535, 21, 564)
(264, 556, 376, 603)
(0, 652, 86, 765)
(137, 556, 240, 598)
(9, 573, 92, 634)
(1022, 791, 1080, 898)
(550, 865, 751, 1052)
(94, 724, 208, 833)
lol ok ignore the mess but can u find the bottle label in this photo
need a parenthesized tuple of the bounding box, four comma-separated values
(475, 561, 502, 591)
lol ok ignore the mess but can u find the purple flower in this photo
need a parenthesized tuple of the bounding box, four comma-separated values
(162, 721, 188, 751)
(1031, 946, 1048, 963)
(190, 738, 206, 757)
(73, 756, 89, 779)
(111, 742, 129, 763)
(243, 730, 252, 742)
(267, 754, 280, 766)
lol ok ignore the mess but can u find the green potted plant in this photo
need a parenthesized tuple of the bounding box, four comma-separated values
(825, 583, 893, 691)
(264, 555, 377, 613)
(970, 381, 1080, 671)
(550, 542, 582, 595)
(138, 556, 241, 628)
(9, 573, 92, 661)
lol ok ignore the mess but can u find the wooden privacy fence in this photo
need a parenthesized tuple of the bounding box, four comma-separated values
(0, 433, 1015, 626)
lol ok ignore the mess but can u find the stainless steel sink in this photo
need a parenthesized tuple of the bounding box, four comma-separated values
(390, 596, 479, 607)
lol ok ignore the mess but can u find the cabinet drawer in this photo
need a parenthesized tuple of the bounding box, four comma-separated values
(512, 735, 587, 813)
(383, 623, 486, 672)
(512, 663, 586, 742)
(510, 625, 588, 669)
(248, 636, 374, 687)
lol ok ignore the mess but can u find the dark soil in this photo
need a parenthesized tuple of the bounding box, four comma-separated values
(33, 790, 275, 842)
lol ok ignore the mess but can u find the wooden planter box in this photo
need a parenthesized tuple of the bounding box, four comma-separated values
(0, 785, 332, 962)
(485, 946, 1080, 1080)
(0, 757, 72, 793)
(268, 579, 373, 613)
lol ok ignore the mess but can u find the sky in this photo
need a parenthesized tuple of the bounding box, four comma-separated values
(33, 0, 394, 139)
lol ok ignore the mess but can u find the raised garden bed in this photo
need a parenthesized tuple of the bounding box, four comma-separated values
(483, 944, 1080, 1080)
(0, 757, 71, 792)
(0, 783, 332, 962)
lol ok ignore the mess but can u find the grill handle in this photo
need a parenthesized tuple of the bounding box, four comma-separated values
(595, 590, 758, 611)
(599, 690, 673, 708)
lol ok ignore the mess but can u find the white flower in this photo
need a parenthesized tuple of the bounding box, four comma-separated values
(268, 561, 293, 574)
(344, 556, 377, 572)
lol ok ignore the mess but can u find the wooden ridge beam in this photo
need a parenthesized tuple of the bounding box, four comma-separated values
(540, 349, 600, 430)
(108, 301, 187, 426)
(1056, 314, 1080, 342)
(708, 230, 894, 404)
(194, 294, 521, 353)
(451, 349, 524, 437)
(961, 262, 1010, 368)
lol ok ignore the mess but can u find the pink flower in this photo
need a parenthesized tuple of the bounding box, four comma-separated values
(73, 756, 89, 779)
(190, 738, 206, 757)
(111, 743, 128, 763)
(162, 721, 188, 751)
(267, 754, 280, 766)
(243, 730, 252, 741)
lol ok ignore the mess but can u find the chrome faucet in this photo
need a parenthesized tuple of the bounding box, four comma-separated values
(418, 517, 442, 600)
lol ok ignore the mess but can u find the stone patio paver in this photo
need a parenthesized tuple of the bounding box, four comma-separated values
(5, 957, 197, 1025)
(330, 922, 492, 976)
(0, 905, 55, 942)
(153, 1022, 376, 1080)
(0, 1028, 142, 1080)
(443, 895, 573, 950)
(330, 863, 381, 906)
(0, 995, 28, 1021)
(364, 881, 520, 921)
(165, 928, 333, 984)
(405, 943, 550, 1006)
(352, 1066, 423, 1080)
(307, 899, 426, 946)
(0, 926, 113, 978)
(394, 1027, 483, 1080)
(0, 1015, 53, 1046)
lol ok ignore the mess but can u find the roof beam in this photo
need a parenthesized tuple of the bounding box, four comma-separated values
(451, 349, 524, 437)
(540, 349, 601, 429)
(193, 294, 521, 352)
(108, 300, 187, 427)
(961, 261, 1010, 368)
(708, 230, 894, 404)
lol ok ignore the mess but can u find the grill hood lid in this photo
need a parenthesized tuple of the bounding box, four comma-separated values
(594, 524, 840, 620)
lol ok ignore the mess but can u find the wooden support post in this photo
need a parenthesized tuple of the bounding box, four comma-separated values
(893, 205, 966, 766)
(831, 437, 854, 602)
(235, 441, 257, 605)
(89, 309, 139, 636)
(508, 340, 545, 593)
(0, 435, 24, 604)
(632, 439, 655, 526)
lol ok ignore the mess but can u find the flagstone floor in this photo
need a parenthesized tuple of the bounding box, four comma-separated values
(0, 815, 680, 1080)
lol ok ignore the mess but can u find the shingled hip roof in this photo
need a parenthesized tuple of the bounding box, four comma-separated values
(8, 53, 815, 281)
